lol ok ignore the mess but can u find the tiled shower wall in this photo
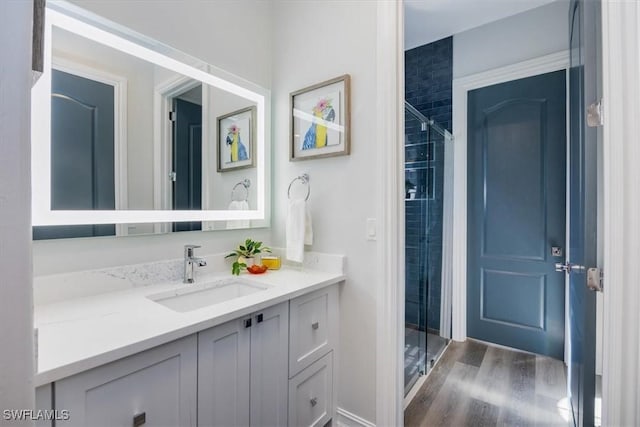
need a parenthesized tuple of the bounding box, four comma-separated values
(404, 37, 452, 332)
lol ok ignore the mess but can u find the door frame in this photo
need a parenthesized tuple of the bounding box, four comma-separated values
(451, 52, 570, 362)
(153, 76, 210, 233)
(600, 2, 640, 425)
(51, 56, 129, 236)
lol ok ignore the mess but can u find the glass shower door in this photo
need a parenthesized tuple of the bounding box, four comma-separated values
(404, 101, 452, 397)
(404, 106, 429, 394)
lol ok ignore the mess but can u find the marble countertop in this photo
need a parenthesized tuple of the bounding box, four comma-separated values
(34, 265, 345, 387)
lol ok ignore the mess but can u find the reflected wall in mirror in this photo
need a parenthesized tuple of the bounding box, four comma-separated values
(31, 1, 270, 238)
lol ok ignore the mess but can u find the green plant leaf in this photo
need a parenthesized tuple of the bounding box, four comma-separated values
(239, 245, 246, 251)
(225, 252, 237, 258)
(231, 261, 248, 275)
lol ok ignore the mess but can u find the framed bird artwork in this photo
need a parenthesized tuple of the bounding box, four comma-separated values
(290, 74, 351, 161)
(217, 106, 256, 172)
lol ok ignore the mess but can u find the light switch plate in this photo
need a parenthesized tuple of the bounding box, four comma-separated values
(366, 218, 377, 241)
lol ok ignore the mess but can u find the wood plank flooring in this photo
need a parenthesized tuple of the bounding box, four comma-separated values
(404, 340, 572, 427)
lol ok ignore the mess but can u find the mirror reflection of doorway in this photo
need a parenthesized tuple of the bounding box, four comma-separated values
(33, 69, 116, 240)
(171, 85, 202, 232)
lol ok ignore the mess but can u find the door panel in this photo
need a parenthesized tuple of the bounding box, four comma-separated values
(568, 0, 599, 425)
(468, 70, 566, 359)
(250, 302, 289, 427)
(172, 98, 202, 232)
(198, 318, 251, 427)
(33, 69, 116, 239)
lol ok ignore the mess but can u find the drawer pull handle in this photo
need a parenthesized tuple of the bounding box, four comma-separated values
(133, 412, 146, 427)
(256, 313, 263, 323)
(311, 322, 319, 330)
(245, 318, 252, 328)
(310, 397, 318, 407)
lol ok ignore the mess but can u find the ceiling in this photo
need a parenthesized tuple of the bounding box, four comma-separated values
(405, 0, 558, 50)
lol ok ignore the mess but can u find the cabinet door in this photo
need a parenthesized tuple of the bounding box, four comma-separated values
(288, 352, 333, 427)
(289, 285, 338, 376)
(55, 335, 197, 427)
(250, 301, 289, 427)
(198, 317, 251, 427)
(35, 385, 53, 427)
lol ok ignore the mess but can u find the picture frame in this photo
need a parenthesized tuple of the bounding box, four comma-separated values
(217, 106, 256, 172)
(290, 74, 351, 161)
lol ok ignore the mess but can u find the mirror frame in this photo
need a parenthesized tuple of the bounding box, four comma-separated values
(31, 3, 269, 226)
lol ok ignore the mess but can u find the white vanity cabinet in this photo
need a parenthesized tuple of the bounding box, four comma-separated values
(198, 301, 289, 427)
(54, 335, 197, 427)
(40, 281, 341, 427)
(288, 285, 339, 427)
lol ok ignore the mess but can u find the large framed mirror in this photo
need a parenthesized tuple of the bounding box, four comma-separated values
(31, 1, 270, 238)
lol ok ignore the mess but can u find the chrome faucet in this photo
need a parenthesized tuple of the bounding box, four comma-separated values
(184, 245, 207, 284)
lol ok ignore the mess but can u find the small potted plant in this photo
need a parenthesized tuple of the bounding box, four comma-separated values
(225, 238, 271, 275)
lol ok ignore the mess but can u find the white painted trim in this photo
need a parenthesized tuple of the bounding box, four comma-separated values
(451, 51, 570, 342)
(50, 57, 129, 236)
(375, 1, 404, 426)
(440, 134, 454, 339)
(601, 2, 640, 426)
(336, 407, 376, 427)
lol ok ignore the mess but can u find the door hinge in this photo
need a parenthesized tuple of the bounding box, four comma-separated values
(169, 171, 177, 182)
(587, 267, 604, 292)
(169, 111, 176, 122)
(587, 99, 604, 127)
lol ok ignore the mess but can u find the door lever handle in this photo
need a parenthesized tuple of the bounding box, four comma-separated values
(555, 262, 585, 273)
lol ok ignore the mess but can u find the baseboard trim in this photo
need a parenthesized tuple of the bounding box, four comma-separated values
(335, 407, 376, 427)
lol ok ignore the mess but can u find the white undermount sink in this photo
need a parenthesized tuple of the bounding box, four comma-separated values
(147, 278, 268, 312)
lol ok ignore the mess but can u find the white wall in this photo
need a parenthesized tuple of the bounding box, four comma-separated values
(0, 0, 35, 418)
(34, 0, 273, 276)
(453, 0, 570, 78)
(70, 0, 272, 89)
(271, 1, 378, 423)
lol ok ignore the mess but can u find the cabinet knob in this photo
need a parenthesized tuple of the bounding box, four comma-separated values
(133, 412, 146, 427)
(244, 318, 252, 328)
(311, 322, 319, 330)
(256, 313, 263, 323)
(310, 397, 318, 407)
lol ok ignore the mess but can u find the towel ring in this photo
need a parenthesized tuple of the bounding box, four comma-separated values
(287, 174, 310, 201)
(231, 179, 250, 202)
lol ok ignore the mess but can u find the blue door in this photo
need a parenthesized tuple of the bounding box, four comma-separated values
(467, 70, 567, 359)
(568, 0, 599, 425)
(172, 97, 202, 232)
(33, 69, 116, 240)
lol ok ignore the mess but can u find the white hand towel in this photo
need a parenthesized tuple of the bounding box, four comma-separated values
(286, 199, 313, 262)
(226, 200, 251, 229)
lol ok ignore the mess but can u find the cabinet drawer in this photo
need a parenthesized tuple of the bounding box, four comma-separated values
(55, 335, 197, 427)
(289, 285, 338, 376)
(288, 352, 333, 427)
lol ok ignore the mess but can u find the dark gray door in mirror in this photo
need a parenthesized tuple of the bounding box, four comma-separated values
(34, 69, 116, 240)
(172, 96, 202, 232)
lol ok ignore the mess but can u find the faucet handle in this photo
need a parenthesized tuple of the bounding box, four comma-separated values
(184, 244, 201, 257)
